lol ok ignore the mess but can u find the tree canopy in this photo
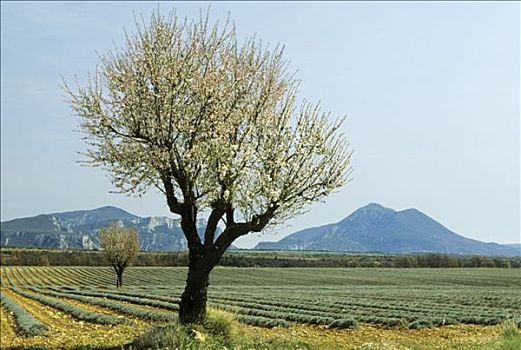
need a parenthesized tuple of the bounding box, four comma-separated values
(99, 224, 139, 287)
(64, 9, 352, 323)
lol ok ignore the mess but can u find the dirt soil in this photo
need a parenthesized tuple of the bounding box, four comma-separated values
(241, 322, 503, 350)
(0, 288, 151, 350)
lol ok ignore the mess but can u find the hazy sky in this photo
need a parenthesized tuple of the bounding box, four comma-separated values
(1, 2, 519, 248)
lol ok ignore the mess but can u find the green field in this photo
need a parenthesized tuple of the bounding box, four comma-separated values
(1, 267, 520, 349)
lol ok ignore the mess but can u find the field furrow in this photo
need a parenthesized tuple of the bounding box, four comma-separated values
(0, 304, 18, 344)
(31, 286, 178, 322)
(0, 266, 519, 349)
(0, 288, 149, 349)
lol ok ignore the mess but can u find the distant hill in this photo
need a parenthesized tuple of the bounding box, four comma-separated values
(0, 206, 219, 251)
(255, 203, 520, 256)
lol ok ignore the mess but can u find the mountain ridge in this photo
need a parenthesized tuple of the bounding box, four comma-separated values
(1, 207, 193, 251)
(255, 203, 520, 256)
(2, 204, 519, 256)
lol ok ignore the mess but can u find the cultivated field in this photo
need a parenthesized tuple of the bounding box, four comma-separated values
(0, 267, 520, 349)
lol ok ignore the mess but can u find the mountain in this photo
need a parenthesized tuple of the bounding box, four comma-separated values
(255, 203, 520, 256)
(0, 206, 218, 251)
(505, 244, 521, 250)
(54, 206, 139, 227)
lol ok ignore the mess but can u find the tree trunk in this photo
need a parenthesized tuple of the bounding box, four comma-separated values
(179, 261, 210, 324)
(114, 266, 123, 288)
(117, 269, 123, 288)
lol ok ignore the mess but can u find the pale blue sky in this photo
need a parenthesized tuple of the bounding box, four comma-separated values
(1, 2, 519, 248)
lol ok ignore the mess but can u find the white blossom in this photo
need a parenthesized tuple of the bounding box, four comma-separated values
(63, 9, 352, 234)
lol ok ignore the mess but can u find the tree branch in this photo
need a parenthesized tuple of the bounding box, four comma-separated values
(204, 201, 226, 249)
(212, 205, 277, 260)
(225, 206, 235, 227)
(160, 172, 185, 215)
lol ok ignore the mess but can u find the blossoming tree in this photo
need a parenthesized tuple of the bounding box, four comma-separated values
(99, 223, 139, 288)
(64, 11, 352, 324)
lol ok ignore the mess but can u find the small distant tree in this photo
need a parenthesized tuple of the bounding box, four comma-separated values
(99, 224, 139, 287)
(64, 10, 352, 324)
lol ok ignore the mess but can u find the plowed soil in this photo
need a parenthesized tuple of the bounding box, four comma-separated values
(0, 288, 150, 349)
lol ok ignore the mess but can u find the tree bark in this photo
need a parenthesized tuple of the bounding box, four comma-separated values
(114, 266, 123, 288)
(178, 259, 211, 324)
(175, 200, 273, 324)
(117, 269, 123, 288)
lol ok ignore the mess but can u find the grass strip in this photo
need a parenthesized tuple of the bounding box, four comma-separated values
(48, 287, 180, 311)
(11, 286, 124, 326)
(235, 314, 288, 328)
(31, 287, 177, 322)
(0, 292, 49, 336)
